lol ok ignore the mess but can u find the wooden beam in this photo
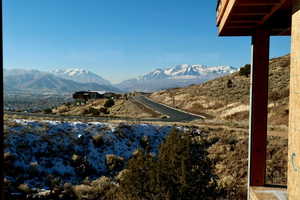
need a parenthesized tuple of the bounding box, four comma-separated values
(231, 15, 264, 21)
(226, 25, 256, 29)
(219, 27, 290, 36)
(240, 2, 281, 6)
(288, 1, 300, 199)
(217, 0, 230, 26)
(218, 0, 238, 35)
(263, 6, 292, 29)
(219, 28, 254, 36)
(278, 27, 291, 35)
(230, 20, 258, 23)
(258, 0, 287, 25)
(240, 0, 282, 6)
(234, 6, 273, 14)
(248, 29, 269, 190)
(232, 12, 269, 16)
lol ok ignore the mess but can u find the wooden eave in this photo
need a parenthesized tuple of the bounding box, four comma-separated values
(216, 0, 292, 36)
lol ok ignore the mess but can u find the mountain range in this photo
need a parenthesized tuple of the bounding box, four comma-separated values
(4, 64, 237, 94)
(116, 64, 237, 92)
(4, 69, 120, 94)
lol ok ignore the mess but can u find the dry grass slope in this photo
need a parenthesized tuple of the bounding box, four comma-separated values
(150, 54, 290, 126)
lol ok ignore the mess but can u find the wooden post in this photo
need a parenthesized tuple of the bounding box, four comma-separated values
(248, 29, 269, 191)
(288, 0, 300, 199)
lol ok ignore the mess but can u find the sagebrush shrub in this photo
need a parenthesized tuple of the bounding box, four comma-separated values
(239, 64, 251, 77)
(104, 99, 115, 108)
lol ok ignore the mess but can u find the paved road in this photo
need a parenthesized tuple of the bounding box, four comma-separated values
(5, 96, 203, 123)
(131, 96, 204, 122)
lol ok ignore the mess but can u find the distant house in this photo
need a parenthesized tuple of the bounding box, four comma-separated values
(72, 91, 121, 102)
(73, 91, 104, 102)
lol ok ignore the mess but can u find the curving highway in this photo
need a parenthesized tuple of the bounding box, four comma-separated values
(5, 96, 204, 122)
(131, 95, 204, 122)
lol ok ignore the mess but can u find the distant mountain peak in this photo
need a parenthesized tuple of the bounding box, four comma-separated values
(50, 68, 111, 85)
(139, 64, 236, 80)
(52, 68, 91, 76)
(116, 64, 237, 92)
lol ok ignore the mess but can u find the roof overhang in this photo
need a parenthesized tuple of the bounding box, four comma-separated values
(216, 0, 292, 36)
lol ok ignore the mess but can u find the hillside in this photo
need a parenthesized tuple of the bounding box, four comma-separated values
(150, 55, 290, 126)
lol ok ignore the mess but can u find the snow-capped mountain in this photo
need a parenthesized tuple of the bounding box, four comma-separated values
(51, 68, 111, 86)
(116, 64, 237, 92)
(4, 69, 121, 94)
(140, 64, 236, 80)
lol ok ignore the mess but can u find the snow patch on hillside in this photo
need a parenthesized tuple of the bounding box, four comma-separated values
(4, 120, 179, 188)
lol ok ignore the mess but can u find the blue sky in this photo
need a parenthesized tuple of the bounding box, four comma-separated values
(4, 0, 291, 83)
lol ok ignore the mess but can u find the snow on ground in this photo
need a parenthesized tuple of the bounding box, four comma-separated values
(4, 119, 178, 188)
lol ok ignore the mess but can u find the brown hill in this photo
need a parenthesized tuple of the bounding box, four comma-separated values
(150, 54, 290, 126)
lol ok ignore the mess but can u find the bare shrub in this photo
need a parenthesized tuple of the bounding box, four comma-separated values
(92, 134, 105, 147)
(105, 154, 125, 172)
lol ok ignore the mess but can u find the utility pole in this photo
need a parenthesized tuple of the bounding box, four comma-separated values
(168, 89, 175, 107)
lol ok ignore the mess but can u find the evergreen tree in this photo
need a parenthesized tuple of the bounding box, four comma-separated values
(117, 129, 219, 200)
(239, 64, 251, 77)
(157, 129, 218, 200)
(104, 99, 115, 108)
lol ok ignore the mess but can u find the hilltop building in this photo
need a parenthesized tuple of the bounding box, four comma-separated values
(73, 91, 104, 102)
(72, 91, 121, 102)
